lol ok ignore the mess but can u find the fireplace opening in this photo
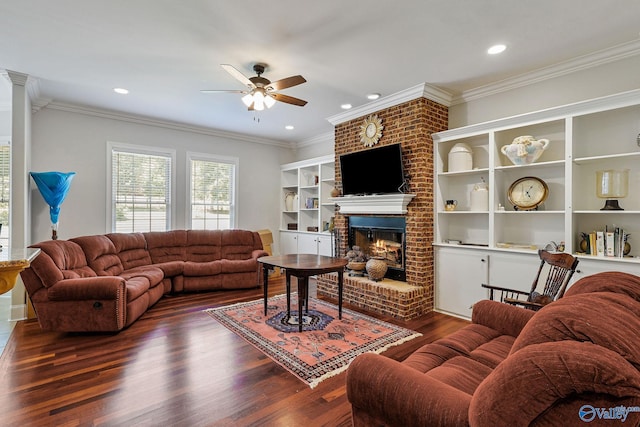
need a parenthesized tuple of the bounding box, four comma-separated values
(348, 216, 406, 281)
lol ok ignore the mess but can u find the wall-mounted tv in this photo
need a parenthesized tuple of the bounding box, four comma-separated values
(339, 143, 405, 195)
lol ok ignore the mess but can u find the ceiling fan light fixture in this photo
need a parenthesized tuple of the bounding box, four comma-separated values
(253, 90, 265, 110)
(207, 63, 307, 110)
(264, 94, 276, 108)
(241, 93, 253, 107)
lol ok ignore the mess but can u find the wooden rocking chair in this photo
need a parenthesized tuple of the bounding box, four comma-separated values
(482, 249, 579, 311)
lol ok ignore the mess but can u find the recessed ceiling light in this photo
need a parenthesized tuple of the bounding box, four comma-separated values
(366, 93, 381, 100)
(113, 88, 129, 94)
(487, 44, 506, 55)
(285, 125, 294, 130)
(341, 103, 352, 110)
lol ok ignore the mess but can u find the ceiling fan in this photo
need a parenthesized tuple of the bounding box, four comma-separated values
(201, 63, 307, 111)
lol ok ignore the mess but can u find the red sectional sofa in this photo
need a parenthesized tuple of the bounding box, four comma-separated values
(346, 271, 640, 426)
(20, 229, 268, 332)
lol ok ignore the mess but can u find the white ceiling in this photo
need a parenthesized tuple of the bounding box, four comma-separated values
(1, 0, 639, 145)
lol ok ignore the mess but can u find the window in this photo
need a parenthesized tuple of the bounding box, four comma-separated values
(188, 153, 237, 230)
(109, 143, 174, 233)
(0, 143, 9, 247)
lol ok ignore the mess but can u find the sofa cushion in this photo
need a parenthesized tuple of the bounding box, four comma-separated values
(186, 230, 222, 262)
(144, 230, 187, 263)
(106, 233, 152, 270)
(71, 235, 124, 276)
(30, 240, 97, 287)
(119, 266, 165, 288)
(151, 260, 184, 278)
(183, 260, 222, 277)
(404, 324, 514, 375)
(221, 230, 260, 260)
(220, 258, 258, 274)
(510, 293, 640, 369)
(424, 355, 494, 396)
(125, 276, 150, 302)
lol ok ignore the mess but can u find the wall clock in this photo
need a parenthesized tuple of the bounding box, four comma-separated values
(507, 176, 549, 211)
(359, 114, 383, 147)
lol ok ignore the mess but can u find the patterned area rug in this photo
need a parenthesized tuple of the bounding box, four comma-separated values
(204, 293, 421, 388)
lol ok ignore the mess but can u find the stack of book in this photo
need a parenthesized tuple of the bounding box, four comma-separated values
(582, 226, 629, 257)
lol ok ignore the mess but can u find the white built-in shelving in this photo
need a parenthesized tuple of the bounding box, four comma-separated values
(279, 155, 336, 256)
(433, 89, 640, 318)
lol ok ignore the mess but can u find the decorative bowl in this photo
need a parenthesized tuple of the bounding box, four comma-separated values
(501, 135, 550, 165)
(347, 261, 366, 271)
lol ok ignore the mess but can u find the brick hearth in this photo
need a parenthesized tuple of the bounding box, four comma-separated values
(317, 97, 448, 320)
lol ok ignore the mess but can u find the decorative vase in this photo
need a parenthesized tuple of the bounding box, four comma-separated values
(366, 257, 387, 281)
(470, 181, 489, 211)
(330, 187, 341, 197)
(284, 192, 297, 211)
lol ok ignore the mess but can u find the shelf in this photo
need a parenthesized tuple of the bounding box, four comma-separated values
(495, 210, 564, 214)
(437, 210, 488, 214)
(438, 168, 489, 177)
(573, 210, 640, 214)
(572, 253, 640, 263)
(574, 151, 640, 164)
(494, 159, 564, 171)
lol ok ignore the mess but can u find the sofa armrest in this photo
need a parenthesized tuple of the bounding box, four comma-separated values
(47, 276, 126, 301)
(251, 249, 269, 260)
(470, 341, 640, 426)
(471, 299, 535, 337)
(347, 353, 472, 427)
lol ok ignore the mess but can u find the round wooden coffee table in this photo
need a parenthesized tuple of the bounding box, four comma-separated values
(258, 254, 348, 332)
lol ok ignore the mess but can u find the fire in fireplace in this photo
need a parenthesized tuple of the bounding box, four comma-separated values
(348, 216, 406, 281)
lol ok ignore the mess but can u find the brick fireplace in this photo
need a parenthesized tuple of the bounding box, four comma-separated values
(317, 96, 448, 320)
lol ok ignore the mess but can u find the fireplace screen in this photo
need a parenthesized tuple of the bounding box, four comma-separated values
(348, 216, 406, 281)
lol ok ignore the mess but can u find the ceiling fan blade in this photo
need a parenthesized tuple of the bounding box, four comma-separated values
(268, 75, 306, 91)
(200, 89, 247, 94)
(271, 93, 308, 107)
(221, 64, 254, 88)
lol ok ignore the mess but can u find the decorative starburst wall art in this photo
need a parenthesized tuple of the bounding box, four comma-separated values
(359, 114, 383, 147)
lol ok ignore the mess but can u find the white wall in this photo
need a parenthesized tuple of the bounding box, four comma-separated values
(449, 55, 640, 128)
(0, 111, 10, 136)
(295, 133, 334, 161)
(30, 107, 295, 243)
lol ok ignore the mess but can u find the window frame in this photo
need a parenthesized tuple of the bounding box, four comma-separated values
(106, 141, 176, 233)
(186, 151, 239, 230)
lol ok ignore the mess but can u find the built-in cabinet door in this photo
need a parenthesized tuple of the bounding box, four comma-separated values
(280, 231, 298, 255)
(317, 235, 333, 256)
(485, 252, 540, 293)
(435, 247, 489, 318)
(297, 233, 318, 254)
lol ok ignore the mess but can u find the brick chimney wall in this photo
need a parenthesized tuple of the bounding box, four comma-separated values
(333, 97, 448, 309)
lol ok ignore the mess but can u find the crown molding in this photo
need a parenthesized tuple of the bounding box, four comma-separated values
(454, 39, 640, 105)
(40, 101, 295, 149)
(326, 83, 453, 126)
(433, 88, 640, 142)
(295, 131, 334, 149)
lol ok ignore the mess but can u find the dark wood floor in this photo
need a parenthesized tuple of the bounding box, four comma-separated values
(0, 276, 469, 427)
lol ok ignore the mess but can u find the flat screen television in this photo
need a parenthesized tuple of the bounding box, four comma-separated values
(339, 143, 405, 195)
